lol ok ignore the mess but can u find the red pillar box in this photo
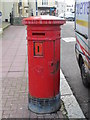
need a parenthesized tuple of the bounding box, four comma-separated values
(23, 15, 65, 113)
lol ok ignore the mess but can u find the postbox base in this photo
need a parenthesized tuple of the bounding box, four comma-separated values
(28, 93, 61, 114)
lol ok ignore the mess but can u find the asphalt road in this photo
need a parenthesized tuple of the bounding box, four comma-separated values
(61, 21, 90, 119)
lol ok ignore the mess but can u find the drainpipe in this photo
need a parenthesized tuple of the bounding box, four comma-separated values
(36, 0, 38, 16)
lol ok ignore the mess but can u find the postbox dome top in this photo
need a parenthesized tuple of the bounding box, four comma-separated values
(22, 15, 66, 25)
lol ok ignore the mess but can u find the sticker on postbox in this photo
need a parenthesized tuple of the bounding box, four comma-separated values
(34, 42, 43, 56)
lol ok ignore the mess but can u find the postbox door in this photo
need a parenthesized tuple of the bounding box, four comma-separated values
(28, 40, 60, 98)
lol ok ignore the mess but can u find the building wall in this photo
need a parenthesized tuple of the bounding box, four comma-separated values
(0, 0, 2, 28)
(37, 0, 42, 7)
(37, 0, 56, 15)
(23, 1, 29, 17)
(13, 0, 29, 17)
(38, 0, 55, 7)
(55, 0, 75, 18)
(57, 2, 66, 17)
(0, 1, 2, 13)
(66, 4, 75, 13)
(2, 2, 13, 22)
(13, 0, 56, 17)
(28, 0, 36, 16)
(48, 0, 55, 7)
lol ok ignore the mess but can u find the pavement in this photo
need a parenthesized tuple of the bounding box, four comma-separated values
(0, 22, 10, 34)
(1, 25, 85, 119)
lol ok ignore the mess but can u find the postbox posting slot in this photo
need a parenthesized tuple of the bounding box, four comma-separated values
(32, 33, 45, 36)
(38, 46, 39, 52)
(34, 42, 43, 56)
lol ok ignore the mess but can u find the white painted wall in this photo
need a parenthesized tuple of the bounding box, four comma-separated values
(0, 1, 2, 13)
(48, 0, 55, 7)
(57, 2, 66, 17)
(0, 1, 2, 29)
(2, 2, 13, 22)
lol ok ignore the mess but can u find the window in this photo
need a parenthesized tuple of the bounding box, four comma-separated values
(19, 0, 22, 7)
(26, 10, 28, 13)
(67, 9, 69, 11)
(42, 0, 48, 5)
(70, 9, 73, 12)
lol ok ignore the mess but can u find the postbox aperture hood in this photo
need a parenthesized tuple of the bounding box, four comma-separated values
(22, 15, 66, 25)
